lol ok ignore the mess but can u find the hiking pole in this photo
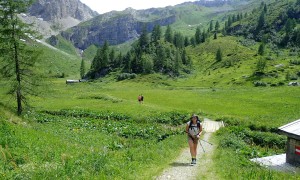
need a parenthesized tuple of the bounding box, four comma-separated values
(199, 140, 205, 153)
(200, 139, 213, 146)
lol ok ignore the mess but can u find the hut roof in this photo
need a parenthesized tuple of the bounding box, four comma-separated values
(278, 119, 300, 140)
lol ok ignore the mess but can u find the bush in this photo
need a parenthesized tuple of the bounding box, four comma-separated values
(286, 72, 298, 80)
(253, 81, 267, 87)
(117, 73, 137, 81)
(148, 111, 189, 126)
(239, 39, 256, 47)
(44, 109, 130, 121)
(290, 60, 300, 65)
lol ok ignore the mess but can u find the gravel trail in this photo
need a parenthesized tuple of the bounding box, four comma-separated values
(155, 119, 224, 180)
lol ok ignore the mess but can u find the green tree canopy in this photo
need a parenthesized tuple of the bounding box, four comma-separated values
(216, 48, 223, 62)
(215, 21, 220, 32)
(0, 0, 41, 115)
(258, 43, 265, 56)
(164, 25, 173, 43)
(151, 24, 161, 43)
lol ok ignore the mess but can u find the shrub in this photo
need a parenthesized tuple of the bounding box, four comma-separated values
(117, 73, 137, 81)
(253, 81, 267, 87)
(43, 109, 130, 121)
(286, 72, 298, 80)
(239, 39, 256, 47)
(220, 133, 247, 149)
(148, 111, 189, 126)
(290, 60, 300, 65)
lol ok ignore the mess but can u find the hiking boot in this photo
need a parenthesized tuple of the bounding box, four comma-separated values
(190, 158, 196, 165)
(193, 159, 197, 165)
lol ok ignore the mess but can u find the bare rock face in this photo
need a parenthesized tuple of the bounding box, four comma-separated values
(22, 0, 98, 38)
(29, 0, 98, 22)
(60, 9, 177, 49)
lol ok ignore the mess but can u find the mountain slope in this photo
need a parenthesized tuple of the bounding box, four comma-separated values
(28, 0, 98, 21)
(60, 8, 176, 50)
(55, 0, 252, 50)
(20, 0, 98, 38)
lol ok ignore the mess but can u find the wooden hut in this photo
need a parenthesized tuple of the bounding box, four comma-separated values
(278, 119, 300, 166)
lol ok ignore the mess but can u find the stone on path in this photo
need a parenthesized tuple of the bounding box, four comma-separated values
(251, 154, 300, 173)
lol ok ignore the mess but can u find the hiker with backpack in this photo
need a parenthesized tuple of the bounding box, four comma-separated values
(185, 114, 203, 165)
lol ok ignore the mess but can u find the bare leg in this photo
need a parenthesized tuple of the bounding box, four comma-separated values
(193, 142, 198, 158)
(188, 139, 195, 157)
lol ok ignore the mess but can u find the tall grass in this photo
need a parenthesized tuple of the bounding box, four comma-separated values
(0, 109, 187, 179)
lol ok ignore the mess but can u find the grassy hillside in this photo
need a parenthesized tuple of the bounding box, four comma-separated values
(46, 35, 79, 57)
(35, 42, 89, 79)
(0, 75, 299, 179)
(1, 0, 300, 179)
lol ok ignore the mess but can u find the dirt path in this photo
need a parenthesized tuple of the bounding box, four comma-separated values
(155, 119, 224, 180)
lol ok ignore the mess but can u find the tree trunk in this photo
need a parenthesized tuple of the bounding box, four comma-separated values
(12, 16, 22, 115)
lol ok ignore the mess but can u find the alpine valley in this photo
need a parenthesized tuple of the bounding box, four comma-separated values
(0, 0, 299, 179)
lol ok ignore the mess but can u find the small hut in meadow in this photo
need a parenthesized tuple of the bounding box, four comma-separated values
(278, 119, 300, 166)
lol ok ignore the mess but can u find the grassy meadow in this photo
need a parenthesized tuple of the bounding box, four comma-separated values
(1, 72, 300, 179)
(1, 20, 300, 179)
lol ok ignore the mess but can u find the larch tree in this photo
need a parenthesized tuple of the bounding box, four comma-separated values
(0, 0, 41, 115)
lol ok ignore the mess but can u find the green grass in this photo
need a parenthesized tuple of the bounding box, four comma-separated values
(212, 123, 298, 179)
(34, 42, 90, 79)
(0, 102, 187, 179)
(1, 75, 299, 179)
(83, 44, 97, 62)
(46, 35, 78, 57)
(1, 11, 300, 178)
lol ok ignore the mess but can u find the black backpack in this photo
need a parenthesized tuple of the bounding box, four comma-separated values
(189, 119, 201, 130)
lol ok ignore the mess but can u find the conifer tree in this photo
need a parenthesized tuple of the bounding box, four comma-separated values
(285, 19, 296, 34)
(165, 25, 173, 43)
(184, 36, 190, 47)
(174, 50, 181, 75)
(209, 21, 214, 32)
(91, 41, 110, 71)
(190, 37, 196, 47)
(228, 16, 232, 27)
(139, 26, 149, 51)
(195, 26, 201, 44)
(216, 48, 222, 62)
(109, 48, 115, 68)
(256, 12, 265, 32)
(263, 4, 267, 13)
(202, 31, 206, 43)
(232, 14, 236, 23)
(0, 0, 40, 115)
(258, 43, 265, 56)
(151, 24, 161, 43)
(256, 58, 266, 73)
(80, 58, 85, 78)
(215, 21, 220, 32)
(155, 45, 165, 71)
(123, 52, 132, 73)
(102, 41, 110, 69)
(237, 14, 241, 21)
(173, 32, 184, 49)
